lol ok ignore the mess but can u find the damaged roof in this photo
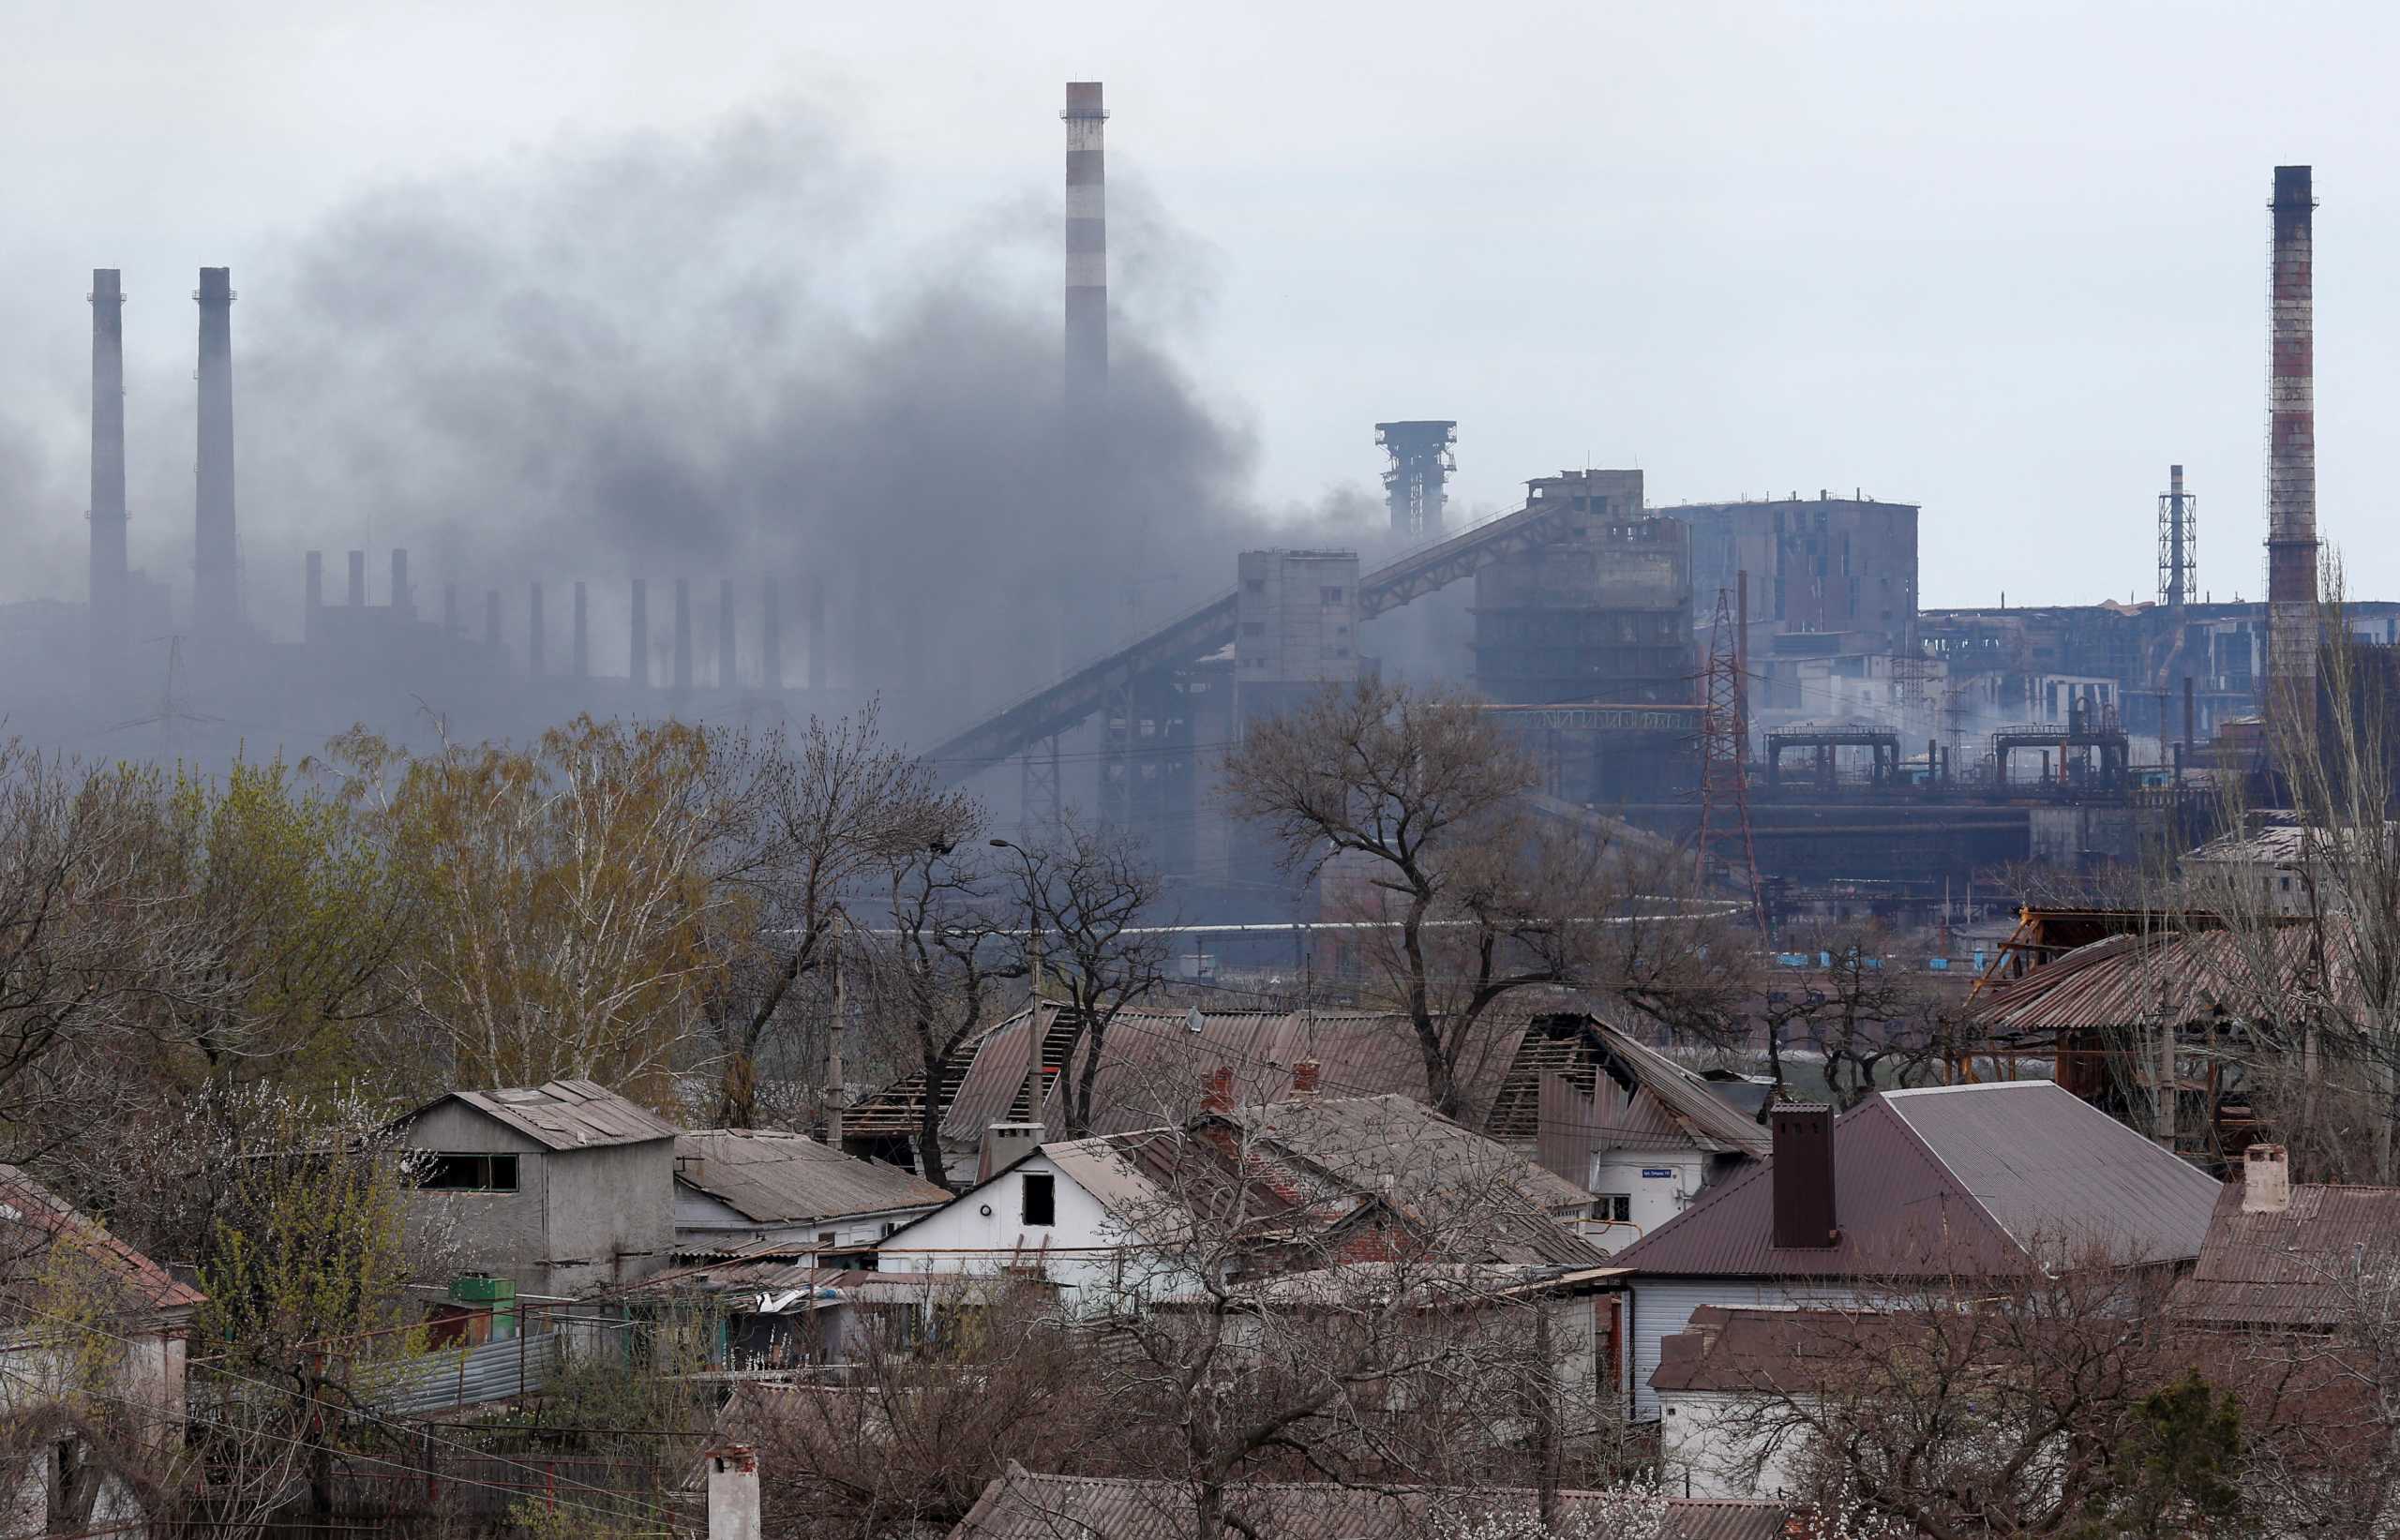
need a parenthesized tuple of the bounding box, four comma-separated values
(953, 1467, 1794, 1540)
(0, 1164, 203, 1316)
(399, 1078, 679, 1152)
(676, 1129, 949, 1226)
(1969, 925, 2347, 1037)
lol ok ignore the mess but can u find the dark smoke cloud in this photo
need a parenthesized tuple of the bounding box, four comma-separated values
(214, 105, 1292, 743)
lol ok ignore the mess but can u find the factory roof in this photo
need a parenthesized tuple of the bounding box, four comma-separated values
(1613, 1081, 2219, 1279)
(952, 1468, 1795, 1540)
(674, 1129, 950, 1226)
(397, 1078, 679, 1152)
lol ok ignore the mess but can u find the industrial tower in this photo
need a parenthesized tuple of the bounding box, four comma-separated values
(1376, 421, 1457, 541)
(2157, 463, 2196, 609)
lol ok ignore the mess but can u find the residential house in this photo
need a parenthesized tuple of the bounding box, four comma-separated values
(842, 1003, 1765, 1226)
(1612, 1081, 2221, 1418)
(393, 1079, 679, 1298)
(673, 1129, 950, 1259)
(2167, 1143, 2400, 1328)
(952, 1466, 1800, 1540)
(0, 1164, 204, 1539)
(1652, 1306, 1861, 1501)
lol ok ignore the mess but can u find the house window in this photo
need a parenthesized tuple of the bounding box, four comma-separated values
(417, 1154, 519, 1192)
(818, 1230, 837, 1247)
(1022, 1172, 1057, 1226)
(1598, 1193, 1632, 1223)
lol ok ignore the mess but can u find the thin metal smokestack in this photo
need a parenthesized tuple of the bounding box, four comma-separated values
(2268, 165, 2318, 709)
(193, 267, 240, 637)
(631, 578, 651, 686)
(673, 578, 693, 692)
(88, 270, 128, 691)
(1063, 82, 1108, 411)
(717, 577, 735, 689)
(762, 577, 783, 692)
(528, 582, 546, 676)
(572, 582, 590, 680)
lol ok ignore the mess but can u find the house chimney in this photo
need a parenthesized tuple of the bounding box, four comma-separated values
(193, 267, 241, 638)
(1292, 1059, 1321, 1097)
(1203, 1065, 1235, 1114)
(1771, 1103, 1838, 1249)
(704, 1445, 760, 1540)
(978, 1122, 1046, 1182)
(2242, 1143, 2292, 1214)
(88, 269, 128, 693)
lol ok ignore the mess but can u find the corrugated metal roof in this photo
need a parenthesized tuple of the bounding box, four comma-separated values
(602, 1253, 986, 1310)
(2168, 1180, 2400, 1325)
(1887, 1081, 2223, 1264)
(929, 1005, 1531, 1144)
(405, 1078, 680, 1151)
(1969, 926, 2348, 1036)
(674, 1130, 949, 1225)
(1588, 1015, 1774, 1158)
(952, 1469, 1792, 1540)
(0, 1164, 203, 1314)
(1613, 1081, 2218, 1279)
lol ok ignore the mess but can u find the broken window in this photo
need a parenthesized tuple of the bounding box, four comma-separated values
(1021, 1172, 1057, 1226)
(1598, 1193, 1632, 1223)
(417, 1154, 520, 1192)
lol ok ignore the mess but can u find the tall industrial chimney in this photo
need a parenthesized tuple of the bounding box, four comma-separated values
(717, 578, 735, 689)
(2267, 165, 2319, 710)
(193, 267, 241, 637)
(88, 270, 128, 691)
(631, 577, 651, 686)
(674, 579, 694, 692)
(572, 582, 590, 680)
(762, 577, 783, 692)
(1063, 82, 1108, 411)
(2157, 465, 2195, 609)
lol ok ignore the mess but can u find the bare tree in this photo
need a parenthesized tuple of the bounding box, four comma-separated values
(994, 814, 1168, 1139)
(1759, 920, 1944, 1108)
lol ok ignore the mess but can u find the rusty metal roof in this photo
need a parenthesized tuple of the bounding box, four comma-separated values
(2168, 1180, 2400, 1326)
(953, 1469, 1792, 1540)
(922, 1005, 1530, 1144)
(403, 1078, 679, 1151)
(1969, 925, 2348, 1037)
(674, 1130, 950, 1225)
(0, 1164, 203, 1315)
(1614, 1081, 2219, 1279)
(1586, 1012, 1774, 1157)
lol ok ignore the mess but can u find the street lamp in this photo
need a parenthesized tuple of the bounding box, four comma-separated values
(991, 838, 1048, 1118)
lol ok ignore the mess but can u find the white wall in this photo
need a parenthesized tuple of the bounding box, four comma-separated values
(1587, 1148, 1706, 1254)
(1627, 1279, 1861, 1420)
(674, 1187, 942, 1257)
(877, 1155, 1189, 1308)
(1660, 1388, 1813, 1501)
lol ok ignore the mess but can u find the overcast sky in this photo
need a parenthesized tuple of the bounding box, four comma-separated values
(4, 0, 2395, 615)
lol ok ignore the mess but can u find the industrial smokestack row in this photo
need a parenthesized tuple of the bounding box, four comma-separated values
(1063, 82, 1108, 411)
(193, 267, 240, 639)
(2267, 165, 2319, 708)
(87, 271, 128, 690)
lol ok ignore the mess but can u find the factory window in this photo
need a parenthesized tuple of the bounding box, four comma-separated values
(417, 1154, 519, 1193)
(1320, 586, 1344, 603)
(1021, 1173, 1057, 1227)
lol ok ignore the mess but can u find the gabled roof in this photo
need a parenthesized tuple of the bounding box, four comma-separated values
(0, 1165, 203, 1316)
(1613, 1081, 2220, 1279)
(1650, 1305, 1894, 1395)
(399, 1079, 679, 1151)
(1584, 1015, 1773, 1158)
(2168, 1181, 2400, 1326)
(952, 1467, 1793, 1540)
(1969, 925, 2345, 1036)
(675, 1130, 949, 1226)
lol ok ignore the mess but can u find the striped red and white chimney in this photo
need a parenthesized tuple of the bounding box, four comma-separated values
(2266, 165, 2318, 710)
(1062, 82, 1108, 411)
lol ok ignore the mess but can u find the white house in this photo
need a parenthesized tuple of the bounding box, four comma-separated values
(1613, 1083, 2222, 1420)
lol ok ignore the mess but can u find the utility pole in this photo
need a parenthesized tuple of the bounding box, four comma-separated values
(826, 933, 846, 1148)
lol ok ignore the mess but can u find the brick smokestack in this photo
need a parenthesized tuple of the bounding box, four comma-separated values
(1063, 82, 1108, 412)
(2267, 166, 2319, 710)
(193, 267, 241, 637)
(88, 270, 128, 691)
